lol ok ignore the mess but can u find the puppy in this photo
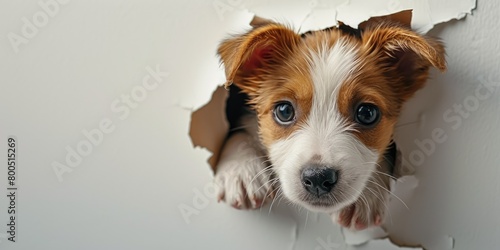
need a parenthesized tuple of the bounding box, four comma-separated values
(213, 18, 445, 230)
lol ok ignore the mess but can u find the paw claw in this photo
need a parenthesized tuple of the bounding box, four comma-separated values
(232, 200, 242, 209)
(250, 198, 262, 209)
(217, 193, 224, 203)
(354, 220, 367, 230)
(374, 215, 382, 226)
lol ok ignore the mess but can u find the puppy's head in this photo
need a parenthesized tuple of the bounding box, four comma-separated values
(217, 21, 445, 213)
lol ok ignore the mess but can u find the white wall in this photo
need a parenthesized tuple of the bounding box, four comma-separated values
(0, 1, 497, 250)
(387, 1, 500, 248)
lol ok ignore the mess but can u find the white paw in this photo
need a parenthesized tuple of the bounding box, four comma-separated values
(333, 200, 384, 230)
(331, 176, 390, 230)
(214, 133, 274, 209)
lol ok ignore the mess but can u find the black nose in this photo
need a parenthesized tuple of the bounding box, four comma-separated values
(301, 166, 337, 197)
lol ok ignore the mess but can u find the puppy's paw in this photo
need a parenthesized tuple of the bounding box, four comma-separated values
(332, 178, 390, 230)
(333, 199, 385, 231)
(214, 133, 273, 210)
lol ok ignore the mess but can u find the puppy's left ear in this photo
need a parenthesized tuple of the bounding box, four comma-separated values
(361, 23, 446, 99)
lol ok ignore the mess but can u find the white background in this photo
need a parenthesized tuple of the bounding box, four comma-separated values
(0, 0, 498, 249)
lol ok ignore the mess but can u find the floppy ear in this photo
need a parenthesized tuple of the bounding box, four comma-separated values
(361, 23, 446, 99)
(217, 23, 301, 95)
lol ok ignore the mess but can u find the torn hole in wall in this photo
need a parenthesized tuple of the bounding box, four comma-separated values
(189, 86, 229, 171)
(187, 4, 473, 249)
(188, 10, 416, 247)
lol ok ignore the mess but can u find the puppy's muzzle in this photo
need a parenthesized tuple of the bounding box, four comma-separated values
(301, 165, 338, 197)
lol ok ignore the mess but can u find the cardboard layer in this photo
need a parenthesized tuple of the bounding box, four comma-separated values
(189, 86, 229, 170)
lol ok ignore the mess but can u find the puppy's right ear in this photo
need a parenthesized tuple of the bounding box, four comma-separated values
(217, 23, 300, 95)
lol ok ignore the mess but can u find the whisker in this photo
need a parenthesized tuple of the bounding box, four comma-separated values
(228, 125, 255, 132)
(304, 211, 309, 229)
(364, 185, 394, 225)
(254, 177, 279, 195)
(395, 120, 419, 128)
(345, 183, 371, 216)
(358, 162, 398, 181)
(366, 179, 409, 210)
(268, 188, 283, 215)
(256, 178, 280, 213)
(277, 193, 286, 207)
(248, 165, 273, 187)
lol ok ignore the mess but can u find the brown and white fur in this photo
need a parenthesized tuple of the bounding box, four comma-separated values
(213, 19, 445, 230)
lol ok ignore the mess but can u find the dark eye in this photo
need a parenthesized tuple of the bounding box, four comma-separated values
(274, 102, 295, 125)
(355, 103, 380, 126)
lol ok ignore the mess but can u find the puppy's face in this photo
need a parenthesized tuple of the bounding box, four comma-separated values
(218, 22, 445, 213)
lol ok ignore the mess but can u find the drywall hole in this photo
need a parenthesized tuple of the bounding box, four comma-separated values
(188, 86, 229, 172)
(189, 84, 250, 173)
